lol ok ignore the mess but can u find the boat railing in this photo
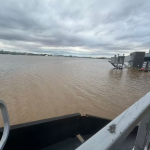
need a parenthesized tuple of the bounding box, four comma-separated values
(76, 92, 150, 150)
(0, 100, 10, 150)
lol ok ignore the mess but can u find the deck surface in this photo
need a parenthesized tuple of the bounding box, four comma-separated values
(41, 133, 136, 150)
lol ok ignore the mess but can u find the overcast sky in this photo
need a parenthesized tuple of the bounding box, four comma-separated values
(0, 0, 150, 57)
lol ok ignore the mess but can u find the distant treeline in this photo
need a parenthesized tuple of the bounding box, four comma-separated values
(0, 50, 51, 56)
(0, 50, 108, 59)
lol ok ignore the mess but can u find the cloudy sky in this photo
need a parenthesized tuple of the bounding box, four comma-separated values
(0, 0, 150, 57)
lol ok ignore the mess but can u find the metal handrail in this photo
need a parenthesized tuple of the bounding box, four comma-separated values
(0, 100, 10, 150)
(76, 92, 150, 150)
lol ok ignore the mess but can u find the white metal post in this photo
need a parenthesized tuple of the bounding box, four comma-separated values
(134, 110, 150, 150)
(0, 100, 10, 150)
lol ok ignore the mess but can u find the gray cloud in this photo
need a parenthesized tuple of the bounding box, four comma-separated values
(0, 0, 150, 56)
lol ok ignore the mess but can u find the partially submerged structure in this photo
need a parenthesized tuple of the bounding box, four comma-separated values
(109, 51, 150, 71)
(108, 54, 126, 69)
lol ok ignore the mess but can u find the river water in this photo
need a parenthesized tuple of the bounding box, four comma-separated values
(0, 55, 150, 126)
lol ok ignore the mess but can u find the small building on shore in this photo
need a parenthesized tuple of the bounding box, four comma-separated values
(125, 52, 145, 68)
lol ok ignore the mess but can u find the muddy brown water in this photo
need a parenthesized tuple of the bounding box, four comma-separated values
(0, 55, 150, 127)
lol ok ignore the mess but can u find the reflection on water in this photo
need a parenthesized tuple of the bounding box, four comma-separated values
(0, 55, 150, 126)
